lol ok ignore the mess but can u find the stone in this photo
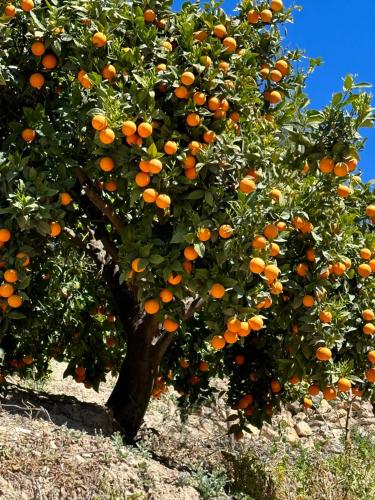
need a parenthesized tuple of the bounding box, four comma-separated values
(261, 424, 278, 441)
(283, 426, 299, 443)
(317, 399, 332, 414)
(295, 421, 313, 437)
(248, 424, 260, 436)
(295, 412, 307, 421)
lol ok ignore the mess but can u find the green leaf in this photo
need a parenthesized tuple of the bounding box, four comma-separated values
(147, 142, 158, 158)
(185, 190, 205, 200)
(149, 254, 165, 264)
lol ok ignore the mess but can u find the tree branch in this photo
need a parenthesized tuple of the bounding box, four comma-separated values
(75, 167, 125, 235)
(182, 297, 205, 321)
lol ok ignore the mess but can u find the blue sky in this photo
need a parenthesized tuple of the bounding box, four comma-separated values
(173, 1, 375, 181)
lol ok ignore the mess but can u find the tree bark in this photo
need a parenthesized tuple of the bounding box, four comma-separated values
(106, 312, 171, 443)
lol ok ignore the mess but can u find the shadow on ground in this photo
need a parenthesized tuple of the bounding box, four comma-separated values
(0, 384, 116, 436)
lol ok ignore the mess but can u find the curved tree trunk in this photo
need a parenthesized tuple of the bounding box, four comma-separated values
(106, 313, 173, 443)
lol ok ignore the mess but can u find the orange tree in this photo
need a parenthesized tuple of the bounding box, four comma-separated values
(0, 0, 374, 441)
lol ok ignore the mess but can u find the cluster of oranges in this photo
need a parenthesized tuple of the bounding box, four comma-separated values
(3, 0, 34, 17)
(247, 1, 284, 26)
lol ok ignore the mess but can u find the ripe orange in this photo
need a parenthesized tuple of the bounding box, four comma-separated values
(275, 59, 289, 75)
(92, 115, 108, 130)
(271, 380, 281, 393)
(139, 160, 150, 172)
(213, 24, 227, 39)
(252, 235, 267, 249)
(238, 321, 251, 336)
(92, 32, 107, 47)
(102, 64, 116, 80)
(132, 258, 146, 273)
(296, 263, 309, 277)
(332, 262, 346, 276)
(306, 248, 315, 262)
(318, 157, 334, 173)
(260, 67, 270, 79)
(144, 299, 160, 315)
(333, 162, 349, 177)
(229, 111, 240, 122)
(78, 70, 92, 89)
(268, 90, 282, 104)
(184, 246, 198, 261)
(290, 375, 300, 385)
(197, 227, 211, 242)
(143, 9, 155, 22)
(135, 172, 150, 187)
(0, 283, 14, 298)
(269, 69, 283, 82)
(161, 40, 173, 51)
(363, 323, 375, 336)
(369, 259, 375, 272)
(180, 71, 195, 86)
(203, 130, 216, 144)
(0, 228, 11, 243)
(235, 354, 245, 365)
(29, 72, 45, 89)
(270, 188, 282, 201)
(302, 295, 315, 308)
(276, 221, 287, 231)
(247, 9, 260, 24)
(199, 361, 209, 372)
(210, 283, 225, 299)
(264, 264, 280, 281)
(269, 242, 280, 257)
(31, 42, 46, 56)
(156, 63, 167, 72)
(200, 55, 212, 67)
(223, 37, 237, 52)
(365, 205, 375, 217)
(249, 257, 265, 274)
(207, 96, 221, 111)
(219, 61, 230, 73)
(368, 351, 375, 363)
(362, 309, 375, 321)
(248, 315, 263, 331)
(260, 9, 272, 23)
(59, 192, 72, 206)
(175, 86, 189, 99)
(271, 0, 284, 12)
(121, 120, 137, 136)
(186, 113, 201, 127)
(358, 263, 372, 278)
(137, 122, 153, 138)
(239, 177, 256, 193)
(21, 0, 34, 12)
(16, 253, 30, 267)
(4, 4, 16, 16)
(185, 167, 198, 180)
(227, 316, 241, 333)
(263, 224, 278, 240)
(224, 330, 238, 344)
(211, 335, 226, 350)
(99, 157, 115, 172)
(193, 30, 208, 42)
(308, 384, 320, 396)
(163, 318, 179, 333)
(323, 386, 337, 401)
(8, 295, 22, 308)
(319, 310, 332, 323)
(167, 272, 182, 285)
(99, 128, 115, 144)
(104, 180, 117, 192)
(143, 188, 158, 203)
(148, 159, 163, 174)
(4, 269, 17, 283)
(365, 368, 375, 382)
(155, 194, 171, 209)
(303, 397, 313, 409)
(183, 260, 193, 274)
(21, 128, 36, 142)
(316, 347, 332, 361)
(337, 378, 351, 392)
(42, 54, 57, 69)
(160, 289, 173, 303)
(337, 185, 352, 197)
(164, 141, 178, 155)
(219, 225, 233, 239)
(50, 221, 61, 237)
(193, 92, 206, 106)
(360, 248, 372, 260)
(345, 156, 358, 171)
(188, 141, 202, 155)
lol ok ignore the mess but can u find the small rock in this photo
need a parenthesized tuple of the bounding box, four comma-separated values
(74, 454, 85, 464)
(261, 424, 278, 441)
(283, 426, 299, 443)
(248, 424, 260, 436)
(295, 421, 313, 437)
(295, 412, 307, 421)
(317, 399, 332, 414)
(15, 427, 31, 434)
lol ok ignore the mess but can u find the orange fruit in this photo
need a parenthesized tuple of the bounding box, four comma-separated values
(260, 9, 272, 23)
(4, 269, 17, 283)
(239, 177, 256, 194)
(271, 380, 281, 393)
(224, 330, 238, 344)
(276, 221, 287, 231)
(369, 259, 375, 272)
(99, 128, 115, 144)
(296, 263, 309, 277)
(263, 224, 278, 240)
(270, 69, 283, 82)
(163, 318, 179, 333)
(211, 335, 226, 350)
(188, 141, 202, 155)
(323, 386, 337, 401)
(302, 295, 315, 308)
(50, 221, 61, 237)
(223, 37, 237, 52)
(219, 61, 230, 73)
(92, 32, 107, 47)
(275, 59, 289, 75)
(144, 299, 160, 315)
(160, 289, 173, 303)
(337, 378, 351, 392)
(193, 92, 206, 106)
(175, 86, 189, 99)
(358, 263, 372, 278)
(193, 30, 208, 42)
(200, 55, 212, 67)
(184, 246, 198, 261)
(104, 180, 117, 192)
(132, 258, 146, 273)
(0, 229, 11, 242)
(42, 54, 57, 69)
(318, 157, 334, 174)
(29, 72, 45, 89)
(238, 321, 251, 337)
(156, 63, 167, 72)
(197, 227, 211, 241)
(143, 9, 155, 22)
(135, 172, 150, 187)
(213, 24, 227, 39)
(143, 188, 158, 203)
(186, 113, 200, 127)
(102, 64, 116, 80)
(332, 262, 346, 276)
(180, 71, 195, 86)
(183, 260, 193, 273)
(16, 253, 30, 267)
(210, 283, 225, 299)
(271, 0, 283, 12)
(137, 122, 153, 138)
(4, 4, 16, 16)
(308, 384, 320, 396)
(208, 97, 221, 111)
(121, 120, 137, 137)
(365, 205, 375, 217)
(99, 157, 115, 172)
(264, 264, 280, 281)
(229, 112, 240, 122)
(8, 295, 22, 308)
(303, 397, 313, 409)
(227, 316, 241, 333)
(203, 130, 216, 144)
(161, 40, 173, 51)
(363, 309, 374, 321)
(363, 323, 375, 336)
(167, 272, 182, 285)
(247, 9, 260, 24)
(268, 90, 282, 104)
(345, 156, 358, 171)
(92, 115, 108, 131)
(31, 42, 46, 56)
(337, 185, 352, 197)
(0, 283, 14, 298)
(365, 368, 375, 382)
(21, 128, 36, 142)
(352, 387, 363, 397)
(270, 188, 282, 201)
(78, 70, 92, 89)
(21, 0, 34, 12)
(219, 225, 233, 239)
(319, 310, 332, 323)
(164, 141, 178, 155)
(367, 351, 375, 363)
(360, 248, 372, 260)
(269, 242, 280, 257)
(185, 167, 198, 180)
(252, 235, 267, 249)
(155, 194, 171, 209)
(290, 375, 300, 385)
(148, 159, 163, 174)
(306, 248, 315, 262)
(316, 347, 332, 361)
(59, 192, 72, 206)
(199, 361, 209, 372)
(235, 354, 245, 365)
(333, 162, 349, 177)
(249, 257, 265, 274)
(184, 156, 196, 169)
(248, 315, 263, 331)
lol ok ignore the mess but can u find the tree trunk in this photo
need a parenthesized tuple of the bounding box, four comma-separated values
(106, 313, 172, 443)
